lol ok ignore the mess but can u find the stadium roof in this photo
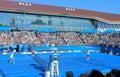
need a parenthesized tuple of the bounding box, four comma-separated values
(0, 0, 120, 24)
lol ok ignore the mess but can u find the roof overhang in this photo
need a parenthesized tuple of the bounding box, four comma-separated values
(0, 5, 120, 24)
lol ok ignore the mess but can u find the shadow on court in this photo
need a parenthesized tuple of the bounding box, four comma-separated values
(30, 64, 45, 77)
(0, 69, 6, 77)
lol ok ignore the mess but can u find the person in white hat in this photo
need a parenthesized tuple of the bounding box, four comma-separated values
(9, 49, 16, 64)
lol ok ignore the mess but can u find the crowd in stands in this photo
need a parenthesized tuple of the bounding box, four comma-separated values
(0, 31, 120, 47)
(66, 69, 120, 77)
(80, 33, 120, 46)
(0, 32, 11, 45)
(80, 33, 99, 45)
(13, 31, 36, 45)
(37, 32, 65, 46)
(58, 32, 82, 45)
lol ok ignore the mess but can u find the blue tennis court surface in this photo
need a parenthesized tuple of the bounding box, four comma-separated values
(0, 52, 120, 77)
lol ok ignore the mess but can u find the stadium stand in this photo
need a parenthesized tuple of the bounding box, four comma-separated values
(0, 0, 120, 77)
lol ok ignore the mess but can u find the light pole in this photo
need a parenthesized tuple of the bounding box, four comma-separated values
(65, 8, 75, 31)
(65, 8, 75, 15)
(18, 2, 31, 22)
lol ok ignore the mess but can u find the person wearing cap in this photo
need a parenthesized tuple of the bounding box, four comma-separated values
(9, 49, 16, 64)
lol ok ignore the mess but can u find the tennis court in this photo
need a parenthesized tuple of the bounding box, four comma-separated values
(0, 52, 120, 77)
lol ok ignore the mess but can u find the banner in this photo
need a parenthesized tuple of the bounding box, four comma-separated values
(17, 22, 31, 30)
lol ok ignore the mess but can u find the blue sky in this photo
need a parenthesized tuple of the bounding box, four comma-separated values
(14, 0, 120, 14)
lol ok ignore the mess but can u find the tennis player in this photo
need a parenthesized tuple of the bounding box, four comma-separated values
(87, 50, 90, 60)
(9, 49, 16, 64)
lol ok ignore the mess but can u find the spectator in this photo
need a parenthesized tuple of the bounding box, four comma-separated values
(115, 70, 120, 77)
(88, 69, 104, 77)
(79, 72, 90, 77)
(106, 73, 114, 77)
(110, 69, 119, 77)
(66, 71, 74, 77)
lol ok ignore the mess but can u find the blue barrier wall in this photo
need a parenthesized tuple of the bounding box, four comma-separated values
(1, 45, 119, 54)
(18, 45, 100, 52)
(0, 26, 10, 31)
(36, 28, 55, 32)
(100, 45, 120, 53)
